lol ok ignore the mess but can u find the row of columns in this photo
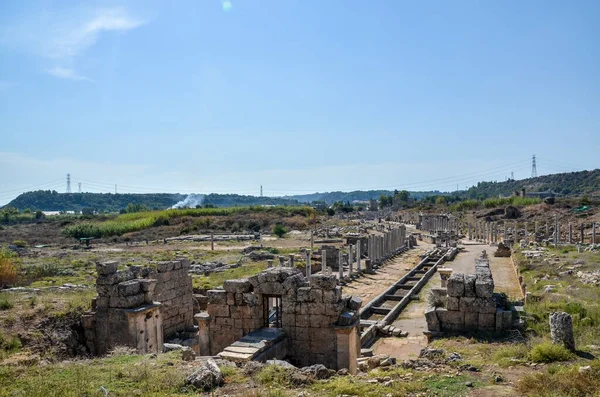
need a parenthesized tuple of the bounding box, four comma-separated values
(367, 226, 407, 268)
(466, 219, 598, 247)
(419, 215, 459, 234)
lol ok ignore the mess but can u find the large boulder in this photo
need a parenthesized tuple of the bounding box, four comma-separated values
(186, 359, 224, 391)
(504, 206, 520, 219)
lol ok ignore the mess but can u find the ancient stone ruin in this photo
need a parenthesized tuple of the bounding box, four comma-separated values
(82, 259, 196, 355)
(425, 251, 515, 333)
(550, 311, 576, 352)
(202, 267, 361, 373)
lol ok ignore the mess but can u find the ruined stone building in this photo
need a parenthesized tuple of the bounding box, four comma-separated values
(82, 259, 195, 355)
(203, 267, 362, 373)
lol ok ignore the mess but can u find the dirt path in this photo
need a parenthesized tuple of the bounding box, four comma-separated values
(372, 240, 523, 360)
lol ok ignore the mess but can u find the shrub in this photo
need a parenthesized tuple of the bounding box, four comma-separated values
(12, 240, 28, 248)
(0, 249, 20, 288)
(529, 341, 574, 363)
(273, 223, 287, 238)
(0, 294, 14, 310)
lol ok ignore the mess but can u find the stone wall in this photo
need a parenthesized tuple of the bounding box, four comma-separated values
(153, 259, 194, 337)
(205, 267, 361, 371)
(425, 252, 514, 333)
(85, 259, 195, 355)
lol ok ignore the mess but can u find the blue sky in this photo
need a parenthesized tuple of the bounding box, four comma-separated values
(1, 0, 599, 204)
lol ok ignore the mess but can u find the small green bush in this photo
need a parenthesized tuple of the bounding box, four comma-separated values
(529, 341, 574, 363)
(12, 240, 28, 248)
(272, 223, 287, 238)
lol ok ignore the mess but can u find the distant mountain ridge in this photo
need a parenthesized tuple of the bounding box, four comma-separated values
(4, 169, 599, 211)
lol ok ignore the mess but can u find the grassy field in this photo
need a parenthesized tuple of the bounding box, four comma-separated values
(451, 196, 542, 212)
(62, 206, 315, 239)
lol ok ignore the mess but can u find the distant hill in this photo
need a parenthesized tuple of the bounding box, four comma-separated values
(286, 190, 443, 204)
(3, 191, 300, 212)
(5, 191, 188, 212)
(4, 170, 598, 212)
(463, 169, 600, 199)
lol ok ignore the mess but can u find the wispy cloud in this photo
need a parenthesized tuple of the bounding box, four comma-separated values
(1, 7, 146, 81)
(46, 67, 93, 82)
(44, 8, 145, 60)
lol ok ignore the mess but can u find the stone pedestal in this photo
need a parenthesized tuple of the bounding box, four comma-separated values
(334, 324, 359, 375)
(195, 312, 211, 356)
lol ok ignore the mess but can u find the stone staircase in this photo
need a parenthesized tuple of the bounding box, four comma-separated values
(218, 328, 286, 363)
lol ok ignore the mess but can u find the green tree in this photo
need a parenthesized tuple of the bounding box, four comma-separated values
(435, 196, 447, 205)
(273, 223, 287, 238)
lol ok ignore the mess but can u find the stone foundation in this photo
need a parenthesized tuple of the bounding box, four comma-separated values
(425, 251, 515, 333)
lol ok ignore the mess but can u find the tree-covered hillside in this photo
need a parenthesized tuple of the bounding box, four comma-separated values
(5, 191, 187, 212)
(3, 191, 300, 212)
(464, 169, 600, 199)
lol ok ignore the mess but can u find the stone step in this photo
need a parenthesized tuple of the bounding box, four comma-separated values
(223, 346, 261, 355)
(217, 350, 255, 362)
(371, 306, 392, 315)
(384, 294, 404, 301)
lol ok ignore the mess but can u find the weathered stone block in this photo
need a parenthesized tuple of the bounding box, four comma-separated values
(110, 293, 145, 308)
(309, 288, 323, 303)
(348, 297, 362, 311)
(447, 273, 465, 297)
(439, 308, 464, 326)
(208, 304, 230, 318)
(157, 261, 175, 272)
(207, 290, 227, 304)
(118, 280, 141, 297)
(97, 261, 118, 276)
(223, 279, 252, 294)
(297, 287, 311, 302)
(446, 296, 459, 311)
(475, 297, 496, 314)
(296, 314, 310, 327)
(459, 297, 475, 312)
(550, 311, 575, 351)
(475, 277, 494, 298)
(139, 279, 156, 293)
(242, 293, 258, 306)
(464, 274, 477, 297)
(464, 311, 479, 329)
(309, 274, 338, 290)
(478, 313, 495, 328)
(425, 307, 440, 332)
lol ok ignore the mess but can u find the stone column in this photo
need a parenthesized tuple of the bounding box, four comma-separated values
(305, 251, 311, 276)
(503, 222, 507, 242)
(278, 256, 285, 267)
(569, 223, 572, 244)
(348, 245, 354, 275)
(581, 224, 585, 244)
(356, 242, 361, 272)
(289, 254, 295, 268)
(267, 259, 274, 268)
(524, 222, 529, 242)
(545, 223, 549, 239)
(211, 233, 214, 251)
(593, 222, 597, 244)
(534, 222, 538, 238)
(554, 215, 559, 248)
(195, 313, 211, 356)
(321, 250, 327, 273)
(339, 250, 344, 280)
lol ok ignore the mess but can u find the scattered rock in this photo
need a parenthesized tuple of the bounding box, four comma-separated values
(419, 348, 444, 359)
(446, 352, 462, 362)
(186, 359, 224, 391)
(301, 364, 334, 380)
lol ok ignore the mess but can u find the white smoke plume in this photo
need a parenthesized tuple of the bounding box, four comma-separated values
(171, 194, 205, 209)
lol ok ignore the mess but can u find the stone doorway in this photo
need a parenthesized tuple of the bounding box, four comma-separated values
(263, 295, 282, 328)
